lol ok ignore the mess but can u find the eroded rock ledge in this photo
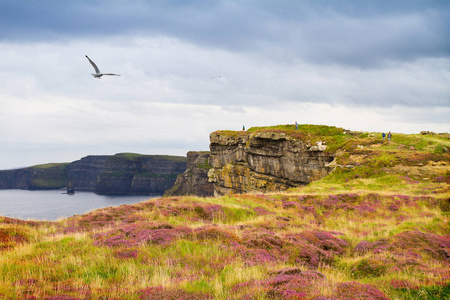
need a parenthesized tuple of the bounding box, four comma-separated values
(208, 131, 335, 196)
(164, 151, 214, 197)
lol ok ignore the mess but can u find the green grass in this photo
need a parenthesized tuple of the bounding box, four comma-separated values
(1, 125, 449, 299)
(30, 163, 70, 169)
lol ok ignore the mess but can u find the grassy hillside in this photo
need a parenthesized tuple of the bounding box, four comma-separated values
(1, 125, 449, 299)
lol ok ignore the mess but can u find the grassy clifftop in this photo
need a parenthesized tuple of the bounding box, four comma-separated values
(215, 124, 449, 154)
(215, 124, 449, 192)
(0, 125, 449, 299)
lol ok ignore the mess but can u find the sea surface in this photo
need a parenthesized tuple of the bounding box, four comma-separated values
(0, 189, 161, 221)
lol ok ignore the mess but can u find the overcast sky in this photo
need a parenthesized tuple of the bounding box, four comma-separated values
(0, 0, 449, 169)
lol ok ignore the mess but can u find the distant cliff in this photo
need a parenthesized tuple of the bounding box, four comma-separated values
(0, 153, 187, 195)
(163, 151, 214, 197)
(208, 130, 335, 196)
(0, 163, 68, 190)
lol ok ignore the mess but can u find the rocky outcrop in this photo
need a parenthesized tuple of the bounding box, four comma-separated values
(0, 153, 187, 195)
(208, 131, 335, 196)
(164, 151, 214, 197)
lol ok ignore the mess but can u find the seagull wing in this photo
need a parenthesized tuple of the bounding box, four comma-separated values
(102, 73, 121, 76)
(85, 55, 101, 74)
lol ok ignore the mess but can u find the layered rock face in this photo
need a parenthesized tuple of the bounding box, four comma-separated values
(164, 151, 214, 197)
(0, 165, 67, 190)
(0, 154, 187, 195)
(92, 154, 187, 195)
(208, 131, 335, 196)
(65, 156, 109, 190)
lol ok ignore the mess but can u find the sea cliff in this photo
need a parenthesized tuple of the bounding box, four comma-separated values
(208, 130, 335, 195)
(164, 151, 214, 197)
(0, 153, 186, 195)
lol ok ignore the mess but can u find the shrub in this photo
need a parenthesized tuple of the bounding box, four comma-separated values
(351, 258, 387, 278)
(390, 231, 450, 262)
(335, 282, 389, 300)
(138, 286, 213, 299)
(439, 198, 450, 212)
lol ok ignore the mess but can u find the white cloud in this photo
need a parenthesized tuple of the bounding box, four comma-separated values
(0, 1, 449, 169)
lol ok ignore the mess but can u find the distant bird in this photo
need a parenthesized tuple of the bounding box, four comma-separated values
(85, 55, 121, 79)
(211, 76, 222, 79)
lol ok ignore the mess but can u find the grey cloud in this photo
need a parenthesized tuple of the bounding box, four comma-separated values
(1, 1, 449, 67)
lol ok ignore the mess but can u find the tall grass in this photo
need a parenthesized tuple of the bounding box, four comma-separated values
(1, 126, 449, 299)
(1, 188, 448, 299)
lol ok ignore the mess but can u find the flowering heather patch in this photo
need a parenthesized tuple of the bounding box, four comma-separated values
(61, 202, 156, 233)
(93, 223, 192, 248)
(0, 227, 29, 250)
(193, 204, 224, 221)
(296, 195, 320, 203)
(253, 206, 274, 215)
(401, 176, 419, 184)
(239, 248, 279, 266)
(138, 286, 213, 300)
(356, 203, 377, 214)
(282, 230, 348, 269)
(350, 258, 388, 278)
(394, 194, 410, 201)
(335, 282, 389, 300)
(364, 193, 382, 203)
(390, 279, 419, 290)
(0, 182, 448, 299)
(389, 231, 450, 262)
(228, 280, 265, 299)
(319, 193, 360, 211)
(354, 240, 388, 254)
(402, 152, 450, 165)
(439, 198, 450, 212)
(193, 226, 240, 243)
(282, 201, 300, 209)
(434, 175, 450, 183)
(283, 239, 332, 269)
(44, 296, 82, 300)
(65, 212, 126, 232)
(113, 248, 138, 259)
(244, 233, 284, 251)
(388, 204, 401, 212)
(265, 269, 326, 299)
(293, 230, 348, 255)
(0, 216, 42, 227)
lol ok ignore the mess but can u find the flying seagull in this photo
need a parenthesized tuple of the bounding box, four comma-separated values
(85, 55, 120, 78)
(211, 76, 222, 79)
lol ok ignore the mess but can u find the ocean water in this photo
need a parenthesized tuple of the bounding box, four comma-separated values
(0, 189, 161, 221)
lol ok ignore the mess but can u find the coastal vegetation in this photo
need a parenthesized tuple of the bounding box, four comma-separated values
(0, 125, 449, 299)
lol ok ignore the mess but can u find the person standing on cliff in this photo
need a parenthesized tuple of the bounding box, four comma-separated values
(382, 132, 386, 140)
(388, 131, 392, 141)
(243, 125, 245, 131)
(295, 121, 298, 130)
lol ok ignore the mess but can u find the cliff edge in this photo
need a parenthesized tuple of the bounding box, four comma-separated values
(0, 153, 187, 195)
(208, 128, 335, 195)
(207, 124, 449, 196)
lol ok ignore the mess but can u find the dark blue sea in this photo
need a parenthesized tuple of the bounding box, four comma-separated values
(0, 189, 160, 221)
